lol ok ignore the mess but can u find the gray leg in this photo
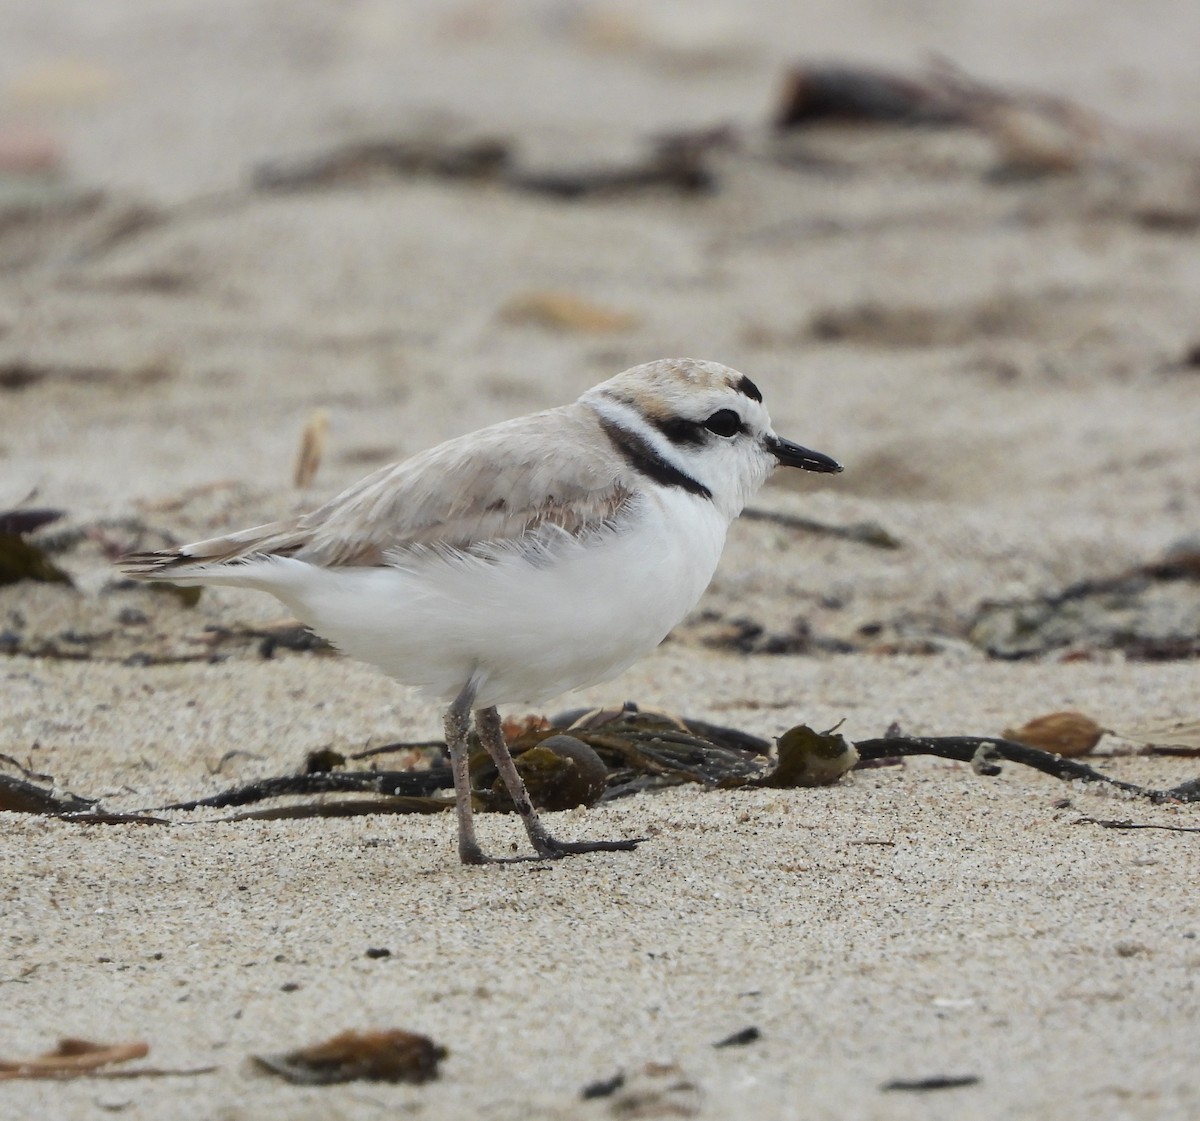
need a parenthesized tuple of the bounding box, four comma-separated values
(474, 705, 642, 860)
(444, 679, 487, 865)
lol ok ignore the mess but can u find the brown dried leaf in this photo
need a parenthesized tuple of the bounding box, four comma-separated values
(0, 1038, 149, 1079)
(1003, 712, 1107, 757)
(502, 713, 552, 741)
(499, 291, 639, 334)
(252, 1029, 446, 1085)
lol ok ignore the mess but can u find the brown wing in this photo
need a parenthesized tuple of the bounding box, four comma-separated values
(131, 404, 634, 573)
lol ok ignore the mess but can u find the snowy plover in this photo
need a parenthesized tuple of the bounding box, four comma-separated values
(127, 358, 841, 864)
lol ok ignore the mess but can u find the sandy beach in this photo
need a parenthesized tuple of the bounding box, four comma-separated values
(3, 3, 1199, 1118)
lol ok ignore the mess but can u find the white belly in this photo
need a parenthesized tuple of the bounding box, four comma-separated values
(252, 491, 728, 708)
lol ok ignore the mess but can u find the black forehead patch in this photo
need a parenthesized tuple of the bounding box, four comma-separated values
(735, 375, 763, 403)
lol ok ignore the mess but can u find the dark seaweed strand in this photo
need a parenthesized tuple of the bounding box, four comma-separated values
(854, 735, 1199, 803)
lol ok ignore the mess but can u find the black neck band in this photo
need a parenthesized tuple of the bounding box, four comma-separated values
(598, 417, 712, 500)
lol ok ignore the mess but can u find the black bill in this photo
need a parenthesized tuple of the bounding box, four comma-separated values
(767, 435, 843, 474)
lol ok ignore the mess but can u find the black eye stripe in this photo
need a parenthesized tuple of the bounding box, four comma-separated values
(650, 412, 747, 443)
(649, 410, 746, 443)
(648, 415, 707, 446)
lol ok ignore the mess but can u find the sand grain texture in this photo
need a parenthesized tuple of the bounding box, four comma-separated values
(2, 3, 1199, 1118)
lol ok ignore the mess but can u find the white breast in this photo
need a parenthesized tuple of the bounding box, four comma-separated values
(251, 488, 729, 708)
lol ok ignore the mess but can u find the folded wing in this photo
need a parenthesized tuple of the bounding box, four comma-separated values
(126, 405, 634, 576)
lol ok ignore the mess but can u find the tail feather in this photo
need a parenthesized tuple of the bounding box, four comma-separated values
(122, 517, 309, 584)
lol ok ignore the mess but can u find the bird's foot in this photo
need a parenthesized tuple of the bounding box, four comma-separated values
(458, 839, 492, 865)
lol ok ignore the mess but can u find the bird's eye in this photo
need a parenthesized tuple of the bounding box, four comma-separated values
(703, 409, 742, 438)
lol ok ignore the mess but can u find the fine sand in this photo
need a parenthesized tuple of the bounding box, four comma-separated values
(3, 4, 1199, 1119)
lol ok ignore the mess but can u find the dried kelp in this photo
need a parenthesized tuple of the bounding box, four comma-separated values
(253, 137, 510, 190)
(253, 130, 720, 200)
(154, 768, 453, 812)
(0, 508, 64, 537)
(0, 508, 71, 585)
(1075, 817, 1200, 835)
(0, 773, 95, 814)
(515, 710, 771, 795)
(740, 507, 902, 549)
(774, 59, 1107, 177)
(0, 770, 169, 820)
(690, 614, 853, 656)
(0, 361, 159, 392)
(775, 63, 972, 128)
(136, 710, 774, 819)
(7, 710, 1197, 829)
(854, 734, 1200, 803)
(476, 734, 609, 812)
(581, 1071, 625, 1100)
(713, 1027, 761, 1049)
(508, 132, 718, 198)
(226, 797, 449, 822)
(1114, 718, 1200, 755)
(971, 543, 1200, 660)
(591, 1063, 702, 1117)
(753, 724, 858, 788)
(882, 1075, 981, 1093)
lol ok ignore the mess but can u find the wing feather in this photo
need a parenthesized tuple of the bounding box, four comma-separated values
(130, 404, 634, 573)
